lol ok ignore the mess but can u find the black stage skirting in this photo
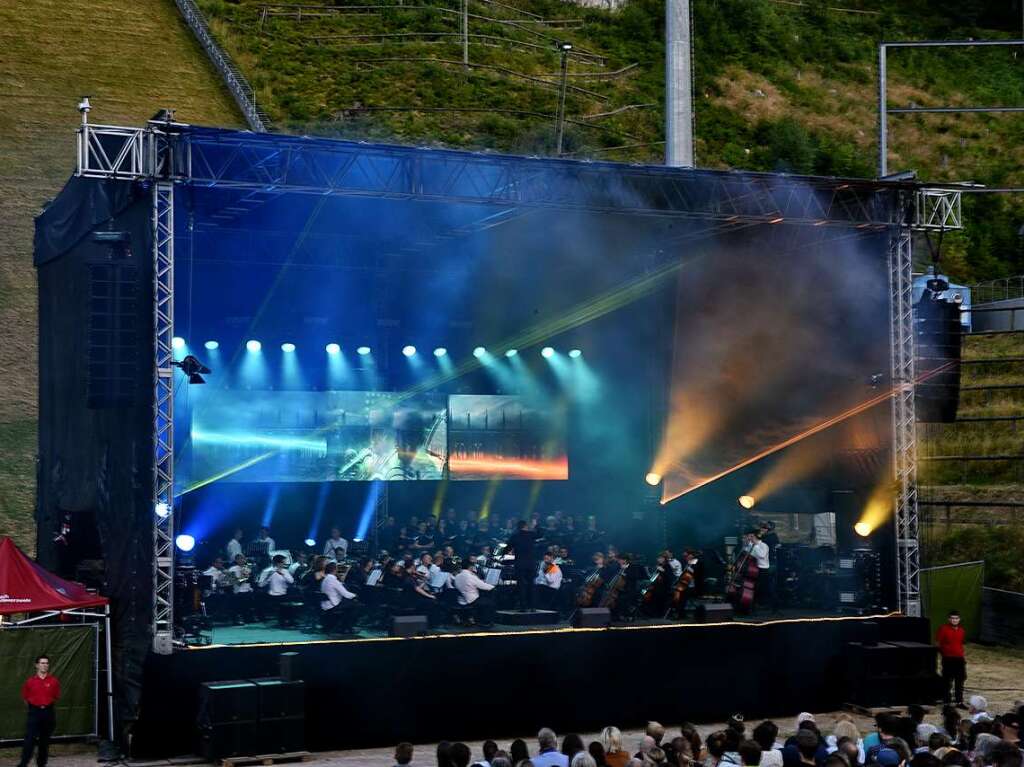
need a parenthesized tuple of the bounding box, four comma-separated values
(134, 614, 928, 757)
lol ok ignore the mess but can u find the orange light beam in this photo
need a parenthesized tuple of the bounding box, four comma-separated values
(661, 361, 955, 504)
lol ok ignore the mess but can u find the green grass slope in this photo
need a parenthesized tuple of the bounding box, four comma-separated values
(201, 0, 1024, 281)
(0, 0, 243, 552)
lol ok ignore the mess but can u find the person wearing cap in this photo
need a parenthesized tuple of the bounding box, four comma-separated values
(936, 609, 967, 708)
(1000, 712, 1020, 747)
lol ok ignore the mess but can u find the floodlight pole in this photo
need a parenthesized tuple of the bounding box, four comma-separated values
(665, 0, 694, 167)
(555, 44, 571, 155)
(462, 0, 469, 66)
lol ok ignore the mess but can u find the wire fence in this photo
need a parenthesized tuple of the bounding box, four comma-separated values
(970, 275, 1024, 305)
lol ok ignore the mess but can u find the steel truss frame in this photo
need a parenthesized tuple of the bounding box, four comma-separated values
(888, 217, 920, 616)
(152, 182, 176, 654)
(74, 117, 926, 627)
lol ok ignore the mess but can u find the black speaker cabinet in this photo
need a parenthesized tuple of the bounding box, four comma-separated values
(257, 717, 305, 754)
(199, 721, 259, 760)
(390, 615, 429, 637)
(251, 678, 304, 720)
(197, 680, 259, 727)
(573, 607, 611, 628)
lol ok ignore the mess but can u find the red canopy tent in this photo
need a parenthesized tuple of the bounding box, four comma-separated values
(0, 536, 113, 740)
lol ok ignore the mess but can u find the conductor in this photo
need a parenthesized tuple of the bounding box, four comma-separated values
(506, 520, 542, 611)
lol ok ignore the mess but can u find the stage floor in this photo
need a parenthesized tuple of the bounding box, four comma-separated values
(191, 606, 892, 647)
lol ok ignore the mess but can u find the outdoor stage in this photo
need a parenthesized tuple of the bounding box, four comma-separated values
(133, 613, 930, 757)
(32, 114, 955, 758)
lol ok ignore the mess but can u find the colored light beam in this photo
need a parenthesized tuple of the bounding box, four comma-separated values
(308, 482, 331, 541)
(479, 478, 502, 520)
(661, 361, 956, 504)
(524, 480, 544, 519)
(262, 485, 281, 527)
(431, 478, 449, 519)
(356, 480, 382, 541)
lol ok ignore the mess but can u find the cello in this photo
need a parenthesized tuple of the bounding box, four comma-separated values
(665, 562, 694, 618)
(640, 556, 670, 615)
(726, 540, 759, 614)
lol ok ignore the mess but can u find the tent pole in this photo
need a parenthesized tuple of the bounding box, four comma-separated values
(104, 604, 114, 742)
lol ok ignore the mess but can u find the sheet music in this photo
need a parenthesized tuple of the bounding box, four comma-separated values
(483, 567, 501, 586)
(366, 568, 383, 587)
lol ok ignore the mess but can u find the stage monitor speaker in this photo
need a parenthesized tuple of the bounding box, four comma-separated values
(199, 721, 259, 761)
(251, 678, 304, 720)
(197, 680, 259, 727)
(279, 651, 299, 682)
(695, 602, 734, 621)
(257, 717, 305, 754)
(390, 615, 428, 637)
(573, 607, 611, 628)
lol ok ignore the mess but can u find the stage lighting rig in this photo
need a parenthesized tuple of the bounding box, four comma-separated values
(645, 472, 662, 486)
(738, 495, 756, 509)
(172, 354, 211, 384)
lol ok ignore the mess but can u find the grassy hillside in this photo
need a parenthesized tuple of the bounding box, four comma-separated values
(0, 0, 243, 552)
(199, 0, 1024, 281)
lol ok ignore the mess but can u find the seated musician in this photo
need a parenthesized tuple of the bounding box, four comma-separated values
(202, 556, 231, 620)
(258, 554, 296, 627)
(610, 553, 642, 621)
(320, 561, 359, 633)
(533, 551, 563, 611)
(288, 551, 309, 580)
(453, 557, 495, 626)
(664, 549, 683, 578)
(684, 548, 706, 599)
(227, 554, 255, 625)
(346, 557, 375, 592)
(401, 562, 441, 626)
(322, 527, 348, 562)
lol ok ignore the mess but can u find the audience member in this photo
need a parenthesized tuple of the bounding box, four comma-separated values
(534, 728, 570, 767)
(589, 741, 609, 767)
(969, 697, 991, 724)
(572, 755, 598, 767)
(562, 735, 585, 761)
(753, 722, 782, 767)
(510, 739, 530, 765)
(438, 740, 455, 767)
(451, 742, 473, 767)
(740, 740, 764, 767)
(648, 723, 667, 747)
(603, 727, 631, 767)
(394, 742, 414, 767)
(475, 740, 498, 767)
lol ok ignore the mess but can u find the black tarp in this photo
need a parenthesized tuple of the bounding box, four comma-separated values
(34, 176, 154, 741)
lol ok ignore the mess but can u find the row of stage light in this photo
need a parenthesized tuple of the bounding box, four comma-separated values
(172, 337, 584, 359)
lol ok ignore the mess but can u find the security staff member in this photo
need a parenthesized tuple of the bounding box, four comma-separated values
(18, 654, 60, 767)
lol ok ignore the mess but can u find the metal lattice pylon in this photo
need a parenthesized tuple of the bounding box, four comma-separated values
(152, 181, 176, 654)
(888, 219, 921, 616)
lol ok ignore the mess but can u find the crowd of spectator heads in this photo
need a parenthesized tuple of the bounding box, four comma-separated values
(389, 698, 1024, 767)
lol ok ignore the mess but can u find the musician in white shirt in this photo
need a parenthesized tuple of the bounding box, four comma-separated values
(453, 559, 495, 625)
(226, 529, 244, 563)
(323, 528, 348, 561)
(533, 552, 563, 611)
(227, 554, 255, 624)
(320, 562, 359, 633)
(416, 553, 451, 594)
(257, 555, 296, 626)
(665, 549, 683, 578)
(742, 529, 773, 613)
(253, 526, 276, 555)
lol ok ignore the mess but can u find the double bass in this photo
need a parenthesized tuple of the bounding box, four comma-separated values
(726, 545, 758, 614)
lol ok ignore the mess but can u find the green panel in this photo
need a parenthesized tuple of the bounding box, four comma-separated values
(0, 625, 96, 740)
(922, 563, 984, 642)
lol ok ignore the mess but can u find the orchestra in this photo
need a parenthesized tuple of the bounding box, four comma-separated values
(186, 510, 805, 638)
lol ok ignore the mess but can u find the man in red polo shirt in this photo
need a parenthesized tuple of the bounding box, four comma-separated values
(18, 654, 60, 767)
(936, 609, 967, 708)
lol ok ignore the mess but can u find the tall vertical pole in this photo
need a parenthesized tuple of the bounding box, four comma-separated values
(555, 46, 570, 155)
(665, 0, 694, 167)
(878, 44, 888, 177)
(462, 0, 469, 66)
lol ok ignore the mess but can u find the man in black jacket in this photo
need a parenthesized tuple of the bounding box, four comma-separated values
(507, 520, 541, 611)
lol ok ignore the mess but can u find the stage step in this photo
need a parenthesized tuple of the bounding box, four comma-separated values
(495, 609, 561, 626)
(220, 752, 312, 767)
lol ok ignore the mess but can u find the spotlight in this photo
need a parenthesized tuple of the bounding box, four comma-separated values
(204, 340, 219, 351)
(155, 502, 170, 518)
(473, 346, 486, 358)
(402, 345, 417, 357)
(325, 343, 341, 355)
(175, 534, 195, 553)
(738, 495, 756, 509)
(171, 354, 211, 385)
(172, 336, 186, 350)
(304, 538, 316, 547)
(568, 349, 582, 358)
(281, 342, 296, 353)
(645, 472, 662, 486)
(854, 521, 872, 537)
(246, 339, 262, 352)
(433, 347, 447, 357)
(505, 349, 518, 358)
(356, 346, 371, 356)
(541, 346, 555, 358)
